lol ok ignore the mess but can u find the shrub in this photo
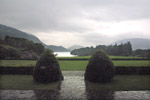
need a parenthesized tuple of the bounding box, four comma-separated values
(84, 49, 115, 82)
(33, 50, 63, 83)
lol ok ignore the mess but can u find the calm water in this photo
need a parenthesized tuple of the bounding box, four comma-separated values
(1, 71, 150, 100)
(54, 52, 76, 57)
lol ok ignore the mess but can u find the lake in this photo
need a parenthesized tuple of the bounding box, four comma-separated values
(54, 52, 76, 57)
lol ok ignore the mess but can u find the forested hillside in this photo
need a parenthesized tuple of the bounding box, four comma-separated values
(0, 36, 44, 59)
(0, 24, 46, 47)
(0, 24, 70, 51)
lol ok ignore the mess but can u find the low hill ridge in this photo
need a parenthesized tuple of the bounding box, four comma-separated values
(68, 45, 84, 51)
(114, 38, 150, 50)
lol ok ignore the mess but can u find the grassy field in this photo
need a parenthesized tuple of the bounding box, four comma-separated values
(0, 75, 149, 90)
(60, 60, 150, 71)
(57, 55, 142, 59)
(0, 60, 150, 71)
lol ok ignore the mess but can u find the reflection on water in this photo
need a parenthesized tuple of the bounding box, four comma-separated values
(86, 90, 114, 100)
(32, 71, 150, 100)
(60, 75, 87, 100)
(34, 90, 60, 100)
(1, 71, 150, 100)
(85, 82, 114, 100)
(34, 82, 61, 100)
(34, 71, 115, 100)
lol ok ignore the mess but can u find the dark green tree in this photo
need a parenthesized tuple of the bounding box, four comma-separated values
(122, 42, 132, 56)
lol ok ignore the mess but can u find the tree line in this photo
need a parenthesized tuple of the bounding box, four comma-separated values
(133, 49, 150, 58)
(71, 42, 150, 58)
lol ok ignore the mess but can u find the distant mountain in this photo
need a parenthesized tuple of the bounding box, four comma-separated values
(0, 24, 74, 52)
(47, 45, 70, 52)
(0, 24, 46, 47)
(114, 38, 150, 50)
(68, 45, 84, 51)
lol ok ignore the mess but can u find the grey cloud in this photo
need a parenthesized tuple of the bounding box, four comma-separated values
(82, 31, 150, 46)
(116, 32, 150, 40)
(81, 33, 115, 46)
(81, 0, 150, 21)
(0, 0, 150, 33)
(0, 0, 150, 47)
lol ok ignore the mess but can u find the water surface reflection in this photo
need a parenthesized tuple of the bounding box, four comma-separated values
(32, 71, 150, 100)
(34, 82, 61, 100)
(59, 71, 87, 100)
(34, 71, 115, 100)
(85, 81, 114, 100)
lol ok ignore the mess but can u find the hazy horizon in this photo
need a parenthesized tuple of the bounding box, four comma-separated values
(0, 0, 150, 48)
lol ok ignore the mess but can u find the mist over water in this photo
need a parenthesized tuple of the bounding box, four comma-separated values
(54, 52, 76, 57)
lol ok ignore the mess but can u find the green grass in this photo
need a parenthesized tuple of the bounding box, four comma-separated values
(0, 75, 149, 90)
(59, 61, 88, 71)
(112, 60, 150, 67)
(57, 55, 142, 59)
(57, 56, 90, 59)
(60, 60, 150, 71)
(0, 75, 61, 90)
(0, 60, 150, 71)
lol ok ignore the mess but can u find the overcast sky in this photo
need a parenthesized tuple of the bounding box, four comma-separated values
(0, 0, 150, 47)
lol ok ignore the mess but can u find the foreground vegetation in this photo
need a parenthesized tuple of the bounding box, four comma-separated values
(0, 60, 150, 71)
(0, 75, 149, 90)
